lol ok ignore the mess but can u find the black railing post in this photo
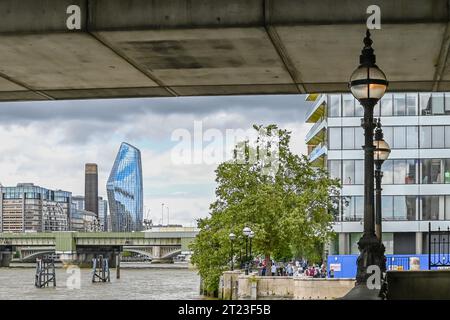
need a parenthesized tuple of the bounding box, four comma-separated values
(428, 222, 431, 270)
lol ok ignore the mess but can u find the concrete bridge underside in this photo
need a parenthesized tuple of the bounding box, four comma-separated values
(2, 0, 450, 102)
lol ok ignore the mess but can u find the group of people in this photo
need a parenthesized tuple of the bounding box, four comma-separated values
(256, 259, 333, 278)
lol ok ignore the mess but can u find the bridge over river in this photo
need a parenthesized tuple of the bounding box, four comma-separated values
(0, 227, 199, 267)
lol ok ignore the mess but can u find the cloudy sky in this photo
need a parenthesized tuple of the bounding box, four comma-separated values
(0, 95, 312, 226)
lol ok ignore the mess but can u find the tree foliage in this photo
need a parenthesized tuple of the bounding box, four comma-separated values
(190, 125, 340, 292)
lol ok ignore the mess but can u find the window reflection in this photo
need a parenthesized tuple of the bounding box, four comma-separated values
(393, 94, 406, 116)
(421, 159, 443, 184)
(328, 95, 341, 117)
(328, 128, 341, 150)
(381, 94, 393, 116)
(342, 94, 355, 117)
(421, 196, 441, 220)
(343, 160, 355, 185)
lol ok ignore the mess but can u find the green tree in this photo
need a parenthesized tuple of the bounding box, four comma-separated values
(190, 124, 340, 292)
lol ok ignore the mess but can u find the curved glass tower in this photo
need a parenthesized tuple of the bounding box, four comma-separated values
(107, 142, 143, 232)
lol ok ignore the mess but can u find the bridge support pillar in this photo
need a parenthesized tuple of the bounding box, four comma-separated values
(0, 251, 12, 268)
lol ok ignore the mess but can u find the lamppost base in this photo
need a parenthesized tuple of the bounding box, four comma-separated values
(355, 234, 386, 285)
(341, 283, 383, 300)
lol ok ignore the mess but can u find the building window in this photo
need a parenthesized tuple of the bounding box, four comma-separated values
(421, 159, 443, 184)
(432, 126, 445, 148)
(354, 196, 364, 220)
(382, 195, 394, 220)
(406, 159, 417, 184)
(382, 160, 394, 184)
(343, 196, 354, 221)
(381, 94, 393, 116)
(393, 126, 406, 149)
(354, 126, 364, 150)
(406, 93, 418, 116)
(342, 94, 355, 117)
(342, 127, 354, 150)
(393, 160, 407, 184)
(343, 160, 355, 185)
(445, 93, 450, 115)
(328, 160, 341, 181)
(406, 126, 418, 149)
(432, 93, 445, 115)
(393, 94, 406, 116)
(421, 196, 441, 220)
(354, 160, 364, 185)
(328, 128, 341, 150)
(420, 93, 432, 115)
(383, 126, 393, 149)
(355, 101, 364, 117)
(446, 196, 450, 220)
(444, 159, 450, 183)
(374, 101, 381, 117)
(328, 95, 341, 117)
(420, 126, 432, 148)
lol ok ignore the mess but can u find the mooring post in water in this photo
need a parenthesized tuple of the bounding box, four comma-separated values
(92, 255, 110, 283)
(35, 256, 56, 288)
(116, 253, 121, 279)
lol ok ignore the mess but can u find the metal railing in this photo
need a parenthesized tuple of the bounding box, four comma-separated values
(428, 222, 450, 269)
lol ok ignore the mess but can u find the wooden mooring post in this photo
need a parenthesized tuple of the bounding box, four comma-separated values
(92, 255, 110, 283)
(35, 257, 56, 288)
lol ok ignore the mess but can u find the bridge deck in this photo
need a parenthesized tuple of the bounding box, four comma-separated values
(1, 0, 449, 102)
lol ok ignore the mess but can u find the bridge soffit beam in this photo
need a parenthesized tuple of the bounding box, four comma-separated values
(263, 0, 306, 94)
(0, 71, 55, 100)
(433, 2, 450, 92)
(84, 0, 178, 97)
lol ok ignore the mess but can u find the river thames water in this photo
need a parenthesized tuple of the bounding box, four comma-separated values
(0, 265, 201, 300)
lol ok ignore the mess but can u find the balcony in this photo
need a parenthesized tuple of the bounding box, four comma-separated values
(305, 94, 326, 123)
(308, 143, 327, 164)
(305, 118, 327, 145)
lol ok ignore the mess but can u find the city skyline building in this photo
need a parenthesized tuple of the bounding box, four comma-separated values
(0, 183, 71, 232)
(85, 163, 98, 218)
(107, 142, 143, 232)
(306, 92, 450, 255)
(71, 195, 108, 231)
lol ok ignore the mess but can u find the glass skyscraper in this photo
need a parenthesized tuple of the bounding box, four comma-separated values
(106, 142, 143, 232)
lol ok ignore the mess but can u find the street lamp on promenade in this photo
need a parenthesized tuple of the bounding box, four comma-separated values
(374, 119, 391, 242)
(243, 226, 251, 275)
(248, 230, 255, 273)
(349, 30, 388, 285)
(229, 233, 236, 271)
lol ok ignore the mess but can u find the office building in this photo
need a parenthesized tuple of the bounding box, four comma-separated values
(305, 93, 450, 255)
(71, 195, 108, 231)
(0, 183, 71, 232)
(107, 142, 143, 232)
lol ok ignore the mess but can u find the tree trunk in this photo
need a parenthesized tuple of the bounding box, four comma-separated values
(265, 254, 271, 277)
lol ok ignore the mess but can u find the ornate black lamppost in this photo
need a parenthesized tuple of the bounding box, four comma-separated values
(248, 230, 254, 273)
(373, 119, 391, 242)
(349, 30, 388, 285)
(243, 226, 251, 275)
(229, 232, 236, 271)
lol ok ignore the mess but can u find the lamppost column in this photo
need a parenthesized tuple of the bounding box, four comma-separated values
(230, 240, 234, 271)
(362, 105, 376, 237)
(375, 164, 383, 241)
